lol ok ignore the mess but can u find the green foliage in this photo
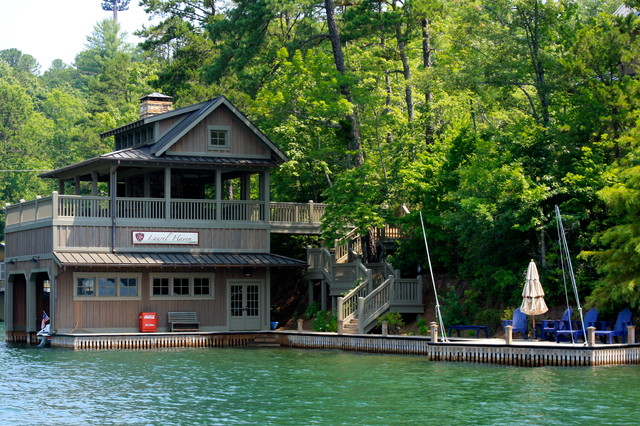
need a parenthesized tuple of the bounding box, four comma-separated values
(2, 0, 640, 313)
(377, 312, 404, 335)
(303, 301, 321, 319)
(502, 307, 516, 321)
(417, 317, 429, 336)
(311, 310, 337, 332)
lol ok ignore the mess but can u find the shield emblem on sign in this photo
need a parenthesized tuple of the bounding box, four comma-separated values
(135, 233, 145, 242)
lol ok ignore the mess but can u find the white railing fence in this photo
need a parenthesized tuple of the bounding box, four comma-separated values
(5, 192, 324, 227)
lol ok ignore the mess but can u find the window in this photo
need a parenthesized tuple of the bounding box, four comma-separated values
(120, 278, 138, 297)
(77, 277, 95, 296)
(173, 278, 189, 296)
(152, 278, 169, 296)
(194, 277, 211, 296)
(150, 274, 214, 300)
(98, 277, 116, 297)
(75, 274, 140, 299)
(208, 126, 230, 150)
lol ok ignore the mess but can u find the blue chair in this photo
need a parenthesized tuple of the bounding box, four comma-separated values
(555, 308, 599, 343)
(538, 307, 573, 341)
(503, 307, 528, 339)
(595, 308, 634, 344)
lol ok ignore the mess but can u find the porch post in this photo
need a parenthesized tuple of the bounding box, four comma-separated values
(215, 169, 222, 221)
(5, 275, 13, 332)
(91, 171, 99, 196)
(26, 274, 36, 334)
(164, 167, 171, 220)
(321, 279, 327, 311)
(337, 296, 344, 335)
(110, 164, 118, 252)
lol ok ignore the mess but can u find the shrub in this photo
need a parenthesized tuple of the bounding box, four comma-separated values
(304, 301, 321, 319)
(417, 317, 429, 336)
(377, 312, 404, 334)
(312, 310, 337, 332)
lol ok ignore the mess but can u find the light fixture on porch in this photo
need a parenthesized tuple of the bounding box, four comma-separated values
(242, 267, 254, 277)
(43, 280, 51, 293)
(8, 258, 16, 265)
(30, 256, 39, 263)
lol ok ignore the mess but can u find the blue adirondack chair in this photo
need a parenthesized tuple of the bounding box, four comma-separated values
(555, 308, 599, 343)
(503, 307, 528, 339)
(595, 308, 634, 344)
(538, 307, 573, 341)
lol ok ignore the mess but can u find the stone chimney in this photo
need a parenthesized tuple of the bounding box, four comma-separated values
(139, 93, 173, 119)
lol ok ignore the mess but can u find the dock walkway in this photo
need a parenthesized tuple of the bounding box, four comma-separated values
(45, 330, 640, 367)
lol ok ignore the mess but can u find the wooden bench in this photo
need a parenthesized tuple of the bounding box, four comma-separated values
(168, 312, 200, 332)
(448, 325, 489, 338)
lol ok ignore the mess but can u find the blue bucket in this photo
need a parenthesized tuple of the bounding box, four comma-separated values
(270, 321, 278, 330)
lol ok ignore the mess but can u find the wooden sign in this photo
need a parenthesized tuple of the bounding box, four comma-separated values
(132, 231, 199, 245)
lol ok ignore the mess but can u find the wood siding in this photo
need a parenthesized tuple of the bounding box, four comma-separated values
(5, 227, 53, 257)
(158, 113, 190, 137)
(56, 226, 268, 251)
(168, 105, 270, 157)
(54, 268, 265, 331)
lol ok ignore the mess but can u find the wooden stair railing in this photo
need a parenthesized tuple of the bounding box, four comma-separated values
(357, 275, 394, 333)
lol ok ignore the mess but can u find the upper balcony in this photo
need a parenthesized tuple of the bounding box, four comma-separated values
(4, 193, 326, 235)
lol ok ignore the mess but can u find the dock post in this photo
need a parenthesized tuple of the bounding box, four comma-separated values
(337, 296, 343, 335)
(505, 325, 513, 345)
(297, 318, 304, 333)
(381, 321, 388, 336)
(587, 326, 596, 347)
(627, 325, 636, 344)
(430, 322, 438, 343)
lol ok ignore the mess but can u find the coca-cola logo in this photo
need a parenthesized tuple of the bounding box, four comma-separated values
(135, 233, 145, 242)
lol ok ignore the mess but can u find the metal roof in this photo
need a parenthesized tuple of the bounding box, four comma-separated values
(39, 147, 280, 179)
(54, 252, 306, 268)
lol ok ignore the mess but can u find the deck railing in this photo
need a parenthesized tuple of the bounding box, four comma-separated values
(333, 259, 422, 333)
(4, 193, 325, 229)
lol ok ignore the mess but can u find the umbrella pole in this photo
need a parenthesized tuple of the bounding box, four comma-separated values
(532, 317, 536, 340)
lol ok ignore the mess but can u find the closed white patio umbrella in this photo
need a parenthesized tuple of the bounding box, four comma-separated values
(521, 259, 548, 337)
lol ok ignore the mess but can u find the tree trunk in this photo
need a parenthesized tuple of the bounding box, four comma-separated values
(422, 17, 435, 145)
(324, 0, 363, 168)
(396, 24, 414, 122)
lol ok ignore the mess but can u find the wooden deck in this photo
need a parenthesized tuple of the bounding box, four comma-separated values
(4, 193, 325, 235)
(36, 330, 640, 366)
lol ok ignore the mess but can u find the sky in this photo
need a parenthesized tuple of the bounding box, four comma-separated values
(0, 0, 157, 71)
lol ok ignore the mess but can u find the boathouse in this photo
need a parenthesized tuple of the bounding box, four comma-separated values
(3, 94, 320, 341)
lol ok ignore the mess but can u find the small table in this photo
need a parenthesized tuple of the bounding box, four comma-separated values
(448, 325, 490, 338)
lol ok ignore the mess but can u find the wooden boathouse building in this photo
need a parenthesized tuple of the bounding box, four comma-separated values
(3, 94, 326, 342)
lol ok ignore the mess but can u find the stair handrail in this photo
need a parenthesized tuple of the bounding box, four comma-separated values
(339, 260, 372, 323)
(306, 247, 333, 282)
(358, 274, 395, 333)
(334, 227, 362, 263)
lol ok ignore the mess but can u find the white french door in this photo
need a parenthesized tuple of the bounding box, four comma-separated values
(228, 280, 261, 330)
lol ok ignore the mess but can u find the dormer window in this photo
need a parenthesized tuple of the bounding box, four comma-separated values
(208, 125, 231, 150)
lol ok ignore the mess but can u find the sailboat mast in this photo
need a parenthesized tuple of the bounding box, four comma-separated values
(555, 205, 587, 342)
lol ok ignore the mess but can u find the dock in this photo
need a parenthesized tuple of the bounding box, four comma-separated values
(38, 330, 640, 367)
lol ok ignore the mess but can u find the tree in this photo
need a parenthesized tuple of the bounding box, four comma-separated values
(101, 0, 131, 23)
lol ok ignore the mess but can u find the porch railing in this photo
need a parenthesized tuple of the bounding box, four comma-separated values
(4, 193, 325, 228)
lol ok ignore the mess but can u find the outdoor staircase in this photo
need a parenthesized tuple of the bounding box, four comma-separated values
(306, 227, 423, 334)
(341, 318, 360, 335)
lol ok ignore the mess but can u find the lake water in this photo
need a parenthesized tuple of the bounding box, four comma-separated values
(1, 323, 639, 425)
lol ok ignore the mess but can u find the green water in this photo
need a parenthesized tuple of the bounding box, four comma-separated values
(1, 324, 639, 425)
